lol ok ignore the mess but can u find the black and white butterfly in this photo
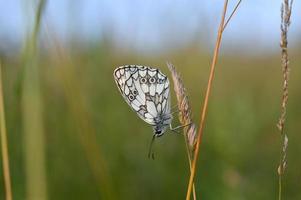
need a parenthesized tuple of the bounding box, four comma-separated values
(114, 65, 172, 137)
(114, 65, 190, 158)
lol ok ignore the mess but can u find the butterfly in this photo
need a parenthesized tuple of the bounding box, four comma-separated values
(114, 65, 174, 158)
(114, 65, 172, 135)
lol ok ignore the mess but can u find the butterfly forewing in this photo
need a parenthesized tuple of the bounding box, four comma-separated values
(113, 65, 170, 126)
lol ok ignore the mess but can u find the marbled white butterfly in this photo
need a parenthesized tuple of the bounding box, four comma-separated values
(113, 65, 172, 138)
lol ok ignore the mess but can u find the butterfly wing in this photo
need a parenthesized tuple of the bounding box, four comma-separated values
(113, 65, 170, 125)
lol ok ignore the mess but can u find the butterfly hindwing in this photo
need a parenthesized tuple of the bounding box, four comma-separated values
(114, 65, 170, 126)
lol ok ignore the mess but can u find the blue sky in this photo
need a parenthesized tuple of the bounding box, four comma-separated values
(0, 0, 300, 54)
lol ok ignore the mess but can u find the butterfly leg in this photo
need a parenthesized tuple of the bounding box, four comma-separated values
(170, 109, 181, 115)
(171, 107, 185, 116)
(169, 123, 192, 133)
(170, 107, 188, 116)
(171, 104, 179, 112)
(170, 126, 180, 134)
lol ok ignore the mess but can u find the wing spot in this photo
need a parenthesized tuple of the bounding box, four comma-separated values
(149, 77, 156, 84)
(140, 77, 147, 84)
(133, 90, 138, 95)
(129, 94, 135, 101)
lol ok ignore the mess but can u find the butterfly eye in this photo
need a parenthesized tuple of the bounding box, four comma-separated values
(133, 90, 138, 95)
(128, 94, 135, 101)
(149, 77, 156, 84)
(140, 77, 147, 84)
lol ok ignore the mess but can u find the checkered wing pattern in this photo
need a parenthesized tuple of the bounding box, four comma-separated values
(113, 65, 170, 125)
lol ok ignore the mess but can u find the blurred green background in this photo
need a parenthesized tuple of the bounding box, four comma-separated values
(0, 0, 301, 200)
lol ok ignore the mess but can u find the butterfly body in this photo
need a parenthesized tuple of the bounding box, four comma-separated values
(113, 65, 171, 137)
(152, 112, 172, 136)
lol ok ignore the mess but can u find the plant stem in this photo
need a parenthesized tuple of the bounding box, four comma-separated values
(277, 0, 293, 199)
(22, 0, 48, 199)
(0, 62, 13, 200)
(186, 1, 229, 199)
(223, 0, 242, 31)
(183, 133, 197, 200)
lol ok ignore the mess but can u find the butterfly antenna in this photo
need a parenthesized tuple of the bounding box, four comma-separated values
(148, 134, 156, 159)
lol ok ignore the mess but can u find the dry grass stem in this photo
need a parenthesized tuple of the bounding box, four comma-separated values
(186, 0, 241, 199)
(223, 0, 242, 31)
(186, 1, 228, 198)
(0, 63, 13, 200)
(167, 62, 197, 200)
(277, 0, 293, 199)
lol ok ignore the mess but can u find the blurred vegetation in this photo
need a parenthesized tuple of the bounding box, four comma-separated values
(0, 2, 301, 198)
(0, 37, 300, 199)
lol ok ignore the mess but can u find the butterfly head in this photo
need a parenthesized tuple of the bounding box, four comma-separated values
(153, 126, 166, 137)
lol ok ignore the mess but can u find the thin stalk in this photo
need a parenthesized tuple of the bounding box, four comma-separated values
(22, 0, 48, 199)
(167, 62, 197, 200)
(0, 63, 13, 200)
(277, 0, 293, 199)
(223, 0, 242, 31)
(186, 1, 229, 199)
(183, 135, 197, 200)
